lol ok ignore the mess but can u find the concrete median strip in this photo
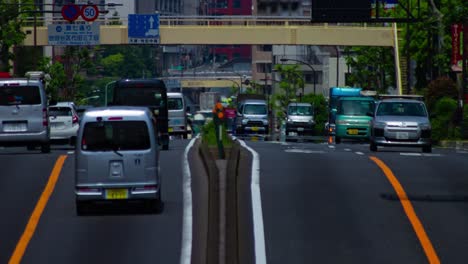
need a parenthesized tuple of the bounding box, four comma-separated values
(186, 137, 266, 264)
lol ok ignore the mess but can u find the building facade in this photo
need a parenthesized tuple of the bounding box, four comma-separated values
(205, 0, 252, 64)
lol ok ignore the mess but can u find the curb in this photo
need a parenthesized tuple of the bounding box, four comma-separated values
(438, 140, 468, 150)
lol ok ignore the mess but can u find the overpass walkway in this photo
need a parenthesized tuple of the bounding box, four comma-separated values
(19, 16, 402, 92)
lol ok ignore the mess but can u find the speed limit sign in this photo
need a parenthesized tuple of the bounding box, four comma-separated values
(81, 5, 99, 22)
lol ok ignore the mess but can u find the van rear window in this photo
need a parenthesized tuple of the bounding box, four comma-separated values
(114, 87, 164, 107)
(0, 86, 41, 105)
(49, 106, 72, 116)
(82, 121, 150, 151)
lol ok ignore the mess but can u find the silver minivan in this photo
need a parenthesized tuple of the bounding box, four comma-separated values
(0, 78, 52, 153)
(75, 106, 162, 215)
(167, 92, 189, 139)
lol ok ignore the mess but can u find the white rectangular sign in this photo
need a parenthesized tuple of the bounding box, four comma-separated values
(48, 23, 100, 45)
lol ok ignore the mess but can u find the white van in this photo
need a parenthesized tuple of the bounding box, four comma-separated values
(75, 106, 162, 215)
(0, 78, 52, 153)
(167, 92, 189, 139)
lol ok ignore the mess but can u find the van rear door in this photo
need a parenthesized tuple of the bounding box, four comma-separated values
(79, 120, 156, 185)
(0, 85, 45, 133)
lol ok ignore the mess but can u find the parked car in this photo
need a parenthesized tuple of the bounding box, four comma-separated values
(0, 78, 53, 153)
(369, 95, 432, 153)
(48, 102, 80, 145)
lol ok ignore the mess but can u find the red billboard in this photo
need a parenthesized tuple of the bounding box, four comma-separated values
(451, 24, 463, 66)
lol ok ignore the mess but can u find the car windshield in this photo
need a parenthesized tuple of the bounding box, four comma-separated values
(338, 100, 374, 116)
(288, 105, 313, 116)
(244, 104, 267, 115)
(376, 102, 427, 117)
(49, 107, 72, 116)
(168, 97, 183, 110)
(82, 121, 150, 151)
(0, 85, 41, 105)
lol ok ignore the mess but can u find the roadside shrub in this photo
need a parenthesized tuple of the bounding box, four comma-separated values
(302, 93, 328, 135)
(430, 97, 459, 142)
(201, 120, 232, 147)
(425, 77, 458, 113)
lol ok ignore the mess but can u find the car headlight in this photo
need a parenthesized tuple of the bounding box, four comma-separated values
(263, 119, 269, 125)
(242, 119, 249, 125)
(308, 119, 315, 124)
(373, 122, 386, 128)
(420, 123, 431, 130)
(287, 118, 293, 123)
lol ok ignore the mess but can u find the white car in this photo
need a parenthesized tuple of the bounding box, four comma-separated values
(48, 102, 79, 145)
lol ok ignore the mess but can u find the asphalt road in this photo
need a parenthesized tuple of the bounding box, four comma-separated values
(0, 140, 189, 264)
(245, 139, 468, 264)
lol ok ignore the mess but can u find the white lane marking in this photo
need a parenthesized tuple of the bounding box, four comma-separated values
(423, 153, 442, 157)
(457, 151, 468, 154)
(67, 151, 74, 154)
(328, 145, 336, 149)
(400, 153, 442, 157)
(355, 152, 364, 155)
(239, 139, 267, 264)
(180, 136, 198, 264)
(285, 149, 325, 154)
(344, 148, 352, 152)
(400, 153, 422, 156)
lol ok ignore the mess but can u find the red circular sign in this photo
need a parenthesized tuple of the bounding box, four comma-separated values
(61, 4, 81, 22)
(81, 5, 99, 22)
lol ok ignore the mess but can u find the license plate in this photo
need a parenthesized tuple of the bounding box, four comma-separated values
(297, 127, 304, 132)
(251, 126, 259, 131)
(3, 122, 27, 132)
(288, 132, 297, 136)
(168, 127, 173, 132)
(396, 132, 409, 139)
(105, 189, 128, 200)
(347, 129, 359, 135)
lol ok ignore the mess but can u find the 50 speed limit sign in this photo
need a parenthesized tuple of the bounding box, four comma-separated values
(81, 5, 99, 22)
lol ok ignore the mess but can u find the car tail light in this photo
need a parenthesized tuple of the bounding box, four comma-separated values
(72, 115, 79, 124)
(77, 187, 100, 193)
(42, 108, 48, 126)
(133, 185, 158, 192)
(82, 138, 86, 146)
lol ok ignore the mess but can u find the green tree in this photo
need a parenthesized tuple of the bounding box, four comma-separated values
(344, 47, 395, 93)
(37, 57, 66, 101)
(0, 0, 34, 72)
(61, 47, 93, 100)
(271, 64, 304, 123)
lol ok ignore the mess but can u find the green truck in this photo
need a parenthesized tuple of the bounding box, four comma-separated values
(334, 95, 376, 144)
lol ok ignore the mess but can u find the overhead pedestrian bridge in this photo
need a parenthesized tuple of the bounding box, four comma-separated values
(21, 16, 397, 47)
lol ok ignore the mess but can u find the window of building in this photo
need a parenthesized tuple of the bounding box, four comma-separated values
(257, 63, 272, 73)
(233, 0, 241, 8)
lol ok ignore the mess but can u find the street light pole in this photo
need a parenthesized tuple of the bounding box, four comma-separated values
(280, 58, 317, 95)
(104, 80, 116, 106)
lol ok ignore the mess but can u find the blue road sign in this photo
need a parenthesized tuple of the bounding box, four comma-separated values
(61, 4, 81, 22)
(128, 14, 160, 44)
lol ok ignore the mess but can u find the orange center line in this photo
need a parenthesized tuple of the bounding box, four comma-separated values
(9, 155, 68, 264)
(369, 156, 440, 264)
